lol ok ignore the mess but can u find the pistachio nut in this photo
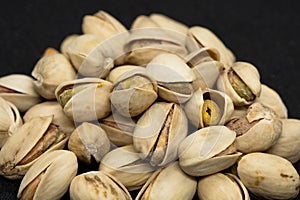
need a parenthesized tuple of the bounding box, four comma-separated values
(99, 145, 155, 191)
(184, 88, 234, 128)
(99, 113, 136, 146)
(255, 84, 288, 118)
(197, 173, 250, 200)
(0, 74, 41, 112)
(60, 34, 79, 59)
(133, 102, 188, 167)
(23, 101, 75, 135)
(187, 26, 235, 66)
(136, 162, 197, 200)
(0, 97, 22, 147)
(31, 51, 76, 99)
(267, 118, 300, 163)
(226, 102, 282, 153)
(17, 150, 78, 200)
(68, 122, 110, 164)
(82, 10, 127, 39)
(237, 152, 300, 200)
(106, 65, 140, 84)
(55, 78, 113, 122)
(0, 116, 67, 179)
(125, 26, 188, 66)
(110, 67, 158, 117)
(69, 171, 132, 200)
(178, 126, 242, 176)
(42, 47, 60, 56)
(217, 61, 261, 106)
(146, 53, 195, 103)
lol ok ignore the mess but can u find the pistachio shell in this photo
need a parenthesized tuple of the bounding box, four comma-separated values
(187, 26, 235, 65)
(131, 15, 160, 29)
(31, 52, 76, 99)
(226, 102, 282, 153)
(186, 47, 220, 66)
(99, 145, 155, 191)
(255, 84, 288, 118)
(197, 173, 250, 200)
(23, 101, 75, 135)
(106, 65, 140, 84)
(0, 116, 67, 179)
(55, 78, 113, 122)
(133, 102, 188, 167)
(0, 97, 23, 147)
(70, 171, 132, 200)
(111, 67, 158, 117)
(237, 152, 300, 200)
(68, 122, 110, 164)
(136, 162, 197, 200)
(178, 126, 242, 176)
(0, 74, 41, 112)
(267, 119, 300, 163)
(17, 150, 78, 200)
(60, 34, 79, 59)
(184, 88, 234, 128)
(99, 113, 136, 146)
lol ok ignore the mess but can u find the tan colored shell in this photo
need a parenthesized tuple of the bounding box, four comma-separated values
(217, 61, 261, 106)
(187, 26, 235, 65)
(267, 119, 300, 163)
(178, 126, 242, 176)
(99, 145, 155, 191)
(146, 53, 195, 103)
(226, 102, 282, 153)
(60, 34, 79, 59)
(55, 78, 113, 122)
(82, 10, 127, 39)
(0, 97, 22, 147)
(110, 67, 158, 117)
(186, 47, 220, 66)
(68, 122, 110, 164)
(31, 52, 76, 99)
(106, 65, 140, 84)
(125, 27, 188, 66)
(133, 102, 188, 167)
(136, 162, 197, 200)
(255, 84, 288, 118)
(17, 150, 78, 200)
(131, 15, 159, 29)
(237, 152, 300, 200)
(0, 116, 67, 179)
(184, 88, 234, 128)
(0, 74, 41, 112)
(197, 173, 250, 200)
(69, 171, 132, 200)
(99, 113, 136, 146)
(23, 101, 75, 135)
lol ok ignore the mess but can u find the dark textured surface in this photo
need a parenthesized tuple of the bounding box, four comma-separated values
(0, 0, 299, 199)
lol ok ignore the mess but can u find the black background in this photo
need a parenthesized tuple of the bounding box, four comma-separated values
(0, 0, 299, 199)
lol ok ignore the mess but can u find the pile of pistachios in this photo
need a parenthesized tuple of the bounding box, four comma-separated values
(0, 10, 299, 200)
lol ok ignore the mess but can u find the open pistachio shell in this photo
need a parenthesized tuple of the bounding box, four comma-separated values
(99, 145, 155, 191)
(197, 173, 250, 200)
(23, 101, 75, 135)
(133, 102, 188, 167)
(178, 126, 242, 176)
(110, 67, 158, 117)
(217, 61, 261, 106)
(237, 152, 300, 200)
(55, 78, 113, 122)
(106, 65, 140, 84)
(17, 150, 78, 200)
(226, 102, 282, 153)
(187, 26, 235, 66)
(255, 84, 288, 118)
(146, 53, 195, 103)
(68, 122, 110, 164)
(70, 171, 132, 200)
(136, 162, 197, 200)
(0, 97, 22, 147)
(184, 88, 234, 128)
(0, 74, 41, 112)
(0, 116, 67, 179)
(267, 118, 300, 163)
(31, 52, 76, 99)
